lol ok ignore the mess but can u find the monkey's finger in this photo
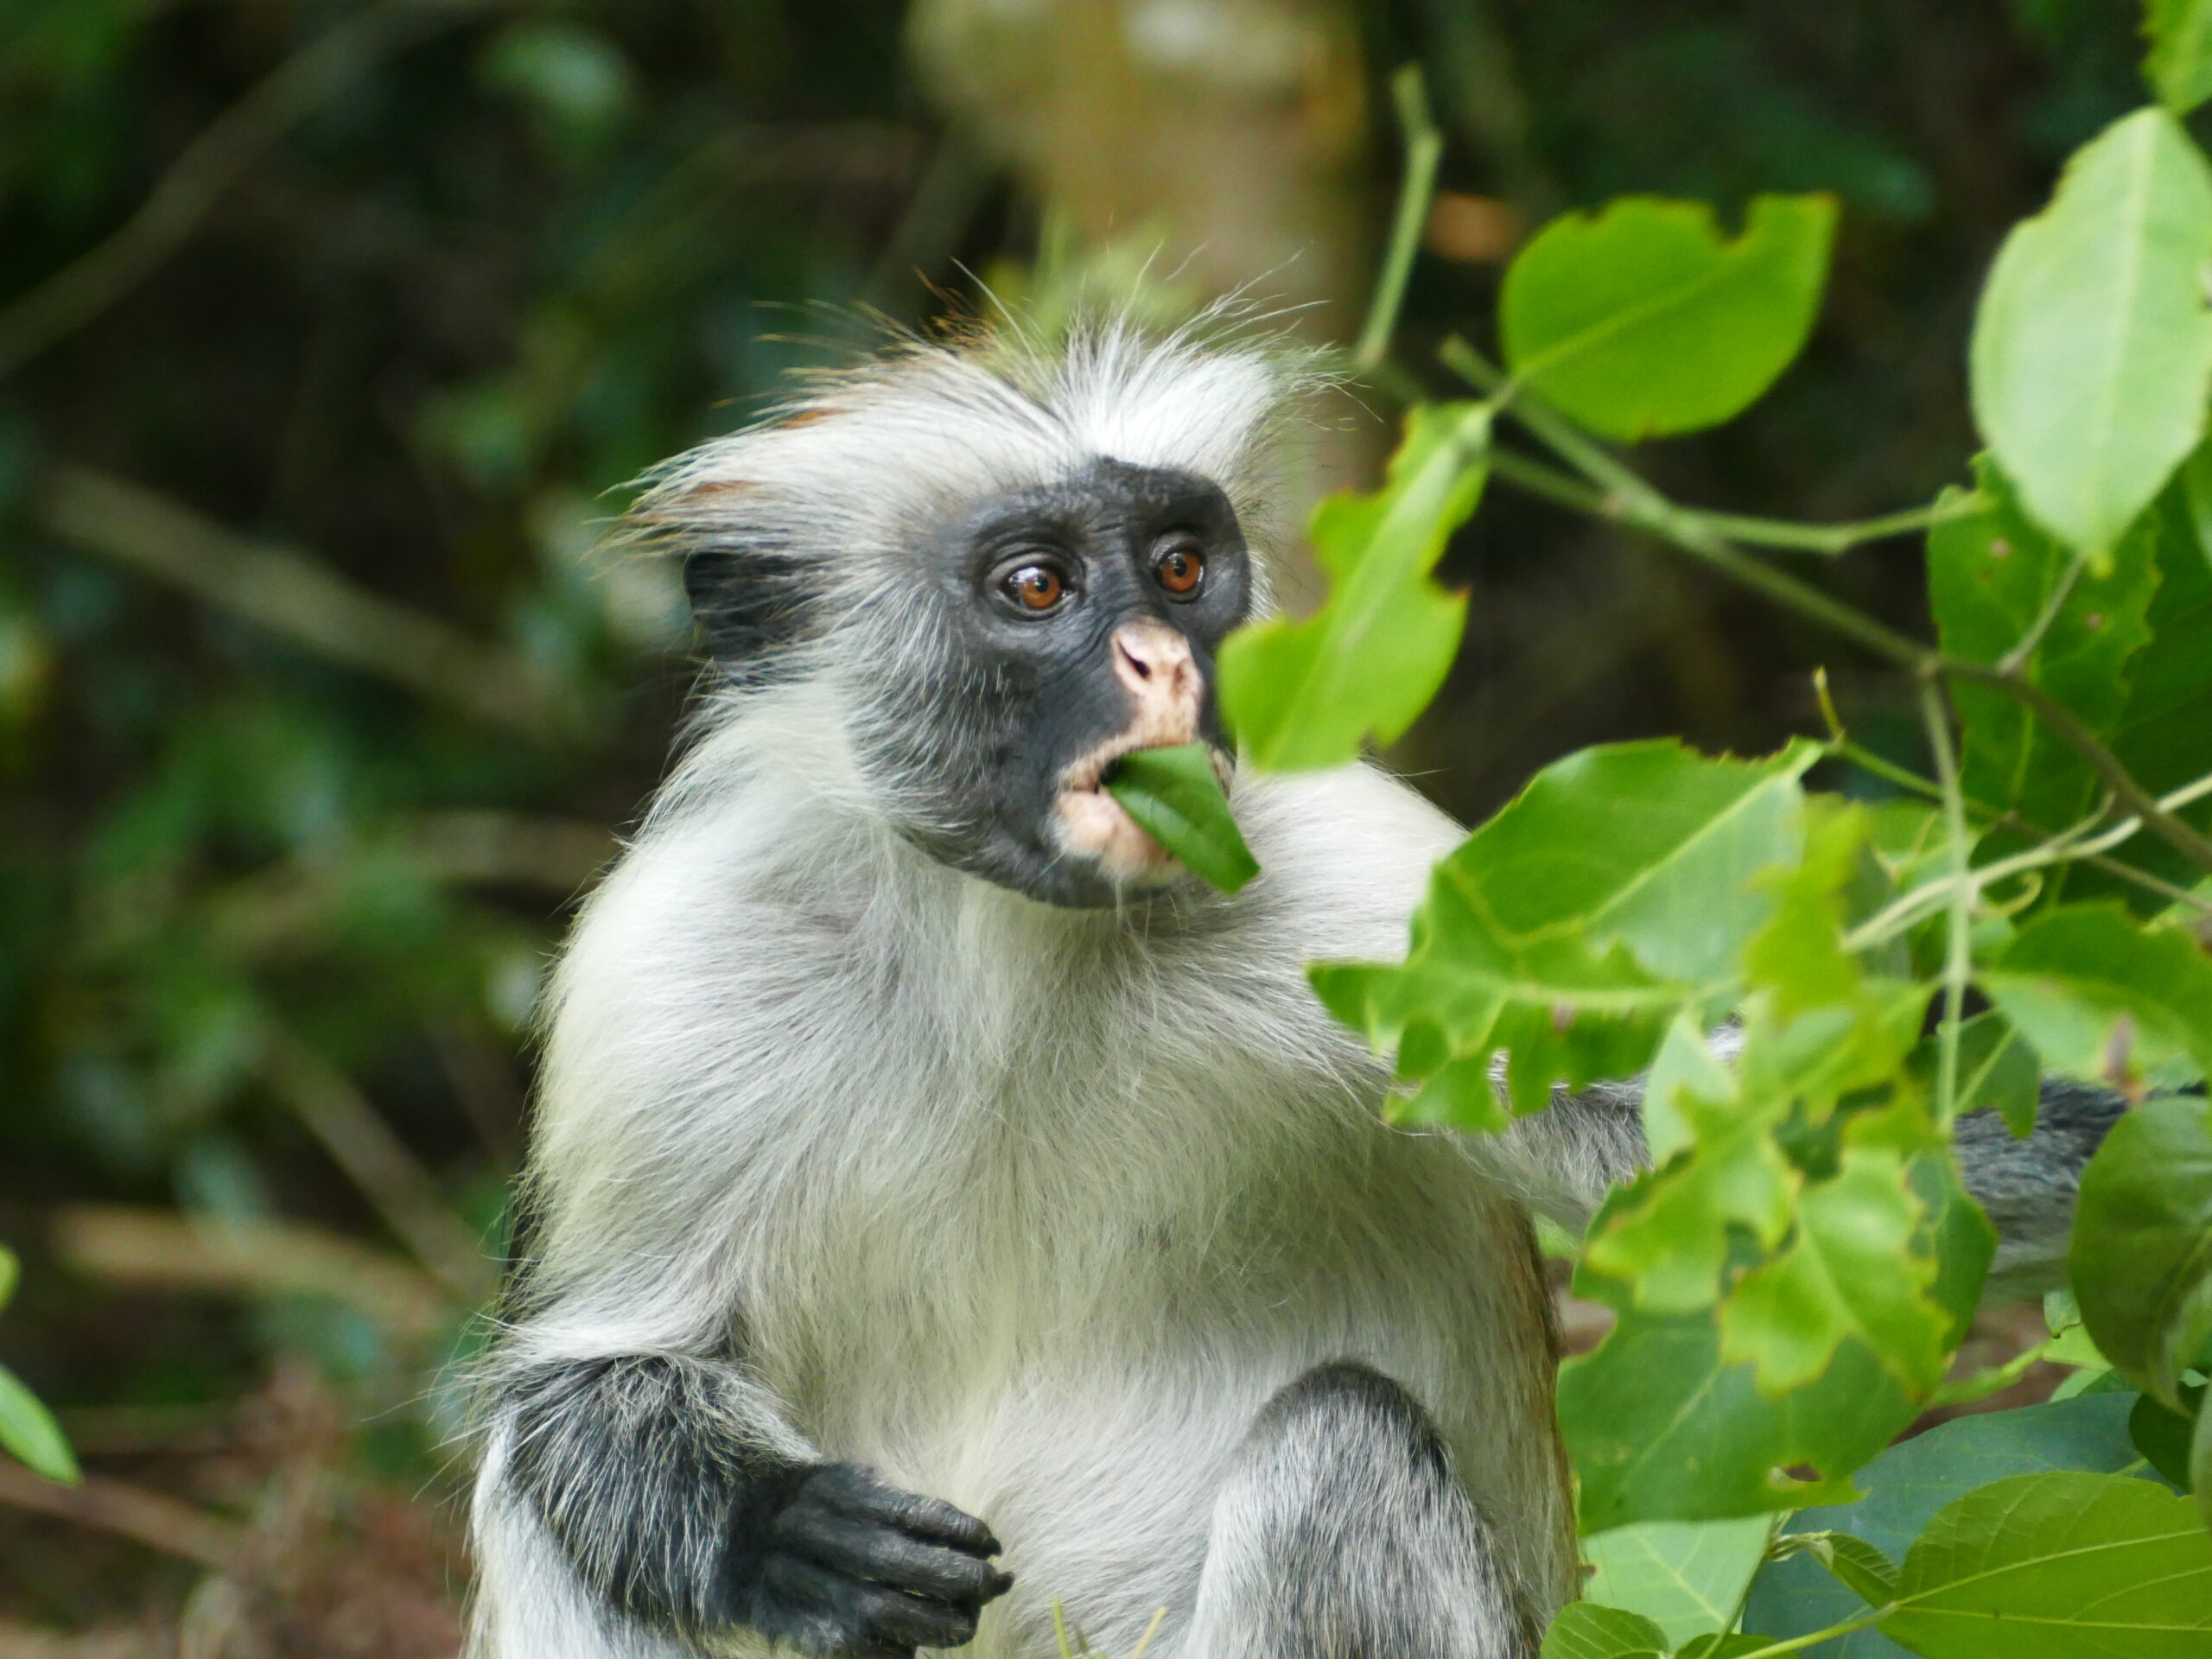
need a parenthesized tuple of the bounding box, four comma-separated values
(779, 1510, 1014, 1605)
(763, 1555, 983, 1650)
(810, 1465, 1002, 1554)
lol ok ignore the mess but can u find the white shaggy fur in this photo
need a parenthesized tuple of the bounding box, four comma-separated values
(467, 324, 1578, 1659)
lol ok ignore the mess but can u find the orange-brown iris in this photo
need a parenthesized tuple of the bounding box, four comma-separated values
(1009, 565, 1065, 610)
(1155, 546, 1203, 595)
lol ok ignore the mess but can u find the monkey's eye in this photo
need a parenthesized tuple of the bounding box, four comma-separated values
(1002, 563, 1068, 613)
(1154, 541, 1205, 598)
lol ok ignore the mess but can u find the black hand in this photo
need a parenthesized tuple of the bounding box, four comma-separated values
(727, 1462, 1014, 1656)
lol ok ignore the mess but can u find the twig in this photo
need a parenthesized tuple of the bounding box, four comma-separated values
(1355, 68, 1445, 370)
(1938, 660, 2212, 874)
(258, 1028, 496, 1304)
(1448, 336, 2212, 880)
(0, 1459, 240, 1570)
(51, 1205, 454, 1342)
(1827, 738, 2212, 915)
(0, 2, 490, 380)
(1697, 494, 1986, 557)
(38, 464, 565, 739)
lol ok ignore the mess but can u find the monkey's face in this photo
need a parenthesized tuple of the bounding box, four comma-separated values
(874, 457, 1253, 908)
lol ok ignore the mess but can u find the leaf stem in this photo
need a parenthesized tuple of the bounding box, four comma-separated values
(1355, 67, 1445, 371)
(1996, 551, 2089, 675)
(1717, 1607, 1892, 1659)
(1697, 494, 1985, 557)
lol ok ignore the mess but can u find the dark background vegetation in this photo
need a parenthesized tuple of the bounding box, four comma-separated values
(0, 0, 2151, 1644)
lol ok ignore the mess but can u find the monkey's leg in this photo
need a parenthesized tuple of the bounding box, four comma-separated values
(1182, 1363, 1536, 1659)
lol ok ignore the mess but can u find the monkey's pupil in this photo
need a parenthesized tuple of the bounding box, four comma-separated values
(1159, 550, 1201, 593)
(1014, 568, 1061, 609)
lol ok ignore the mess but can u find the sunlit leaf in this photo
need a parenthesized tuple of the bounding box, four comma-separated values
(1720, 1147, 1948, 1395)
(1566, 1151, 1990, 1532)
(1101, 743, 1259, 894)
(1583, 1514, 1774, 1649)
(1313, 740, 1817, 1125)
(1969, 108, 2212, 563)
(1880, 1471, 2212, 1658)
(1501, 194, 1837, 440)
(2070, 1095, 2212, 1411)
(1538, 1602, 1670, 1659)
(1217, 403, 1486, 771)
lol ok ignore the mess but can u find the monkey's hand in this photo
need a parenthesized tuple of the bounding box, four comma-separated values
(725, 1461, 1014, 1657)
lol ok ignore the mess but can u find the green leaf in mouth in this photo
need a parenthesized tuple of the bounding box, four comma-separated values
(1102, 743, 1260, 895)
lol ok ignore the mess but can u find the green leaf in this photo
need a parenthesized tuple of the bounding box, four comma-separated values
(1582, 1015, 1796, 1313)
(1565, 1150, 1991, 1533)
(0, 1245, 16, 1313)
(1745, 1393, 2156, 1659)
(1678, 1639, 1772, 1659)
(1539, 1602, 1670, 1659)
(2082, 469, 2212, 904)
(1968, 107, 2212, 563)
(2146, 0, 2212, 114)
(1100, 744, 1259, 894)
(1719, 1147, 1948, 1396)
(2070, 1095, 2212, 1410)
(1979, 905, 2212, 1093)
(0, 1363, 77, 1486)
(1880, 1471, 2212, 1658)
(2128, 1387, 2202, 1489)
(1501, 194, 1838, 441)
(1950, 1013, 2039, 1137)
(1313, 739, 1818, 1124)
(1583, 1514, 1775, 1649)
(1927, 461, 2159, 835)
(1217, 403, 1485, 771)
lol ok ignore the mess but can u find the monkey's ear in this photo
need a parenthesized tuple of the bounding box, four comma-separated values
(682, 546, 822, 680)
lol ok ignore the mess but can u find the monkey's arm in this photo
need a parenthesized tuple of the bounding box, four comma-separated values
(488, 1346, 1009, 1649)
(1469, 1075, 2129, 1301)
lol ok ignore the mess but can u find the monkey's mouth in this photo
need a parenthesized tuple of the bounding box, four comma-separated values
(1051, 735, 1230, 885)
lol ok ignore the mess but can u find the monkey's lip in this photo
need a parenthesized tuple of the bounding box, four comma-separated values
(1053, 736, 1232, 880)
(1058, 734, 1231, 796)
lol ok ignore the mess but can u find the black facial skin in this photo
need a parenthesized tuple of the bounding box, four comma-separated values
(870, 458, 1253, 908)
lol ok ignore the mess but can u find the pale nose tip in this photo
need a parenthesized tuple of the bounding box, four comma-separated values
(1119, 639, 1154, 680)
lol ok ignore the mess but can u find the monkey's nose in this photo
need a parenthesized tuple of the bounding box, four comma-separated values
(1111, 620, 1198, 701)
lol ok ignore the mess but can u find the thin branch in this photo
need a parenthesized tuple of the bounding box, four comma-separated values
(1448, 336, 2212, 880)
(1697, 494, 1986, 557)
(1446, 337, 1933, 667)
(1920, 680, 1973, 1127)
(1827, 739, 2212, 916)
(51, 1205, 454, 1342)
(0, 1459, 240, 1571)
(1355, 67, 1445, 370)
(38, 464, 566, 739)
(0, 2, 490, 380)
(1940, 659, 2212, 874)
(258, 1028, 496, 1304)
